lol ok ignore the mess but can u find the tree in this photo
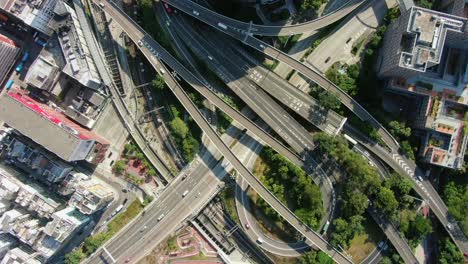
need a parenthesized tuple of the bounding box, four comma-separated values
(341, 191, 369, 217)
(408, 215, 432, 242)
(182, 136, 199, 162)
(438, 238, 463, 264)
(113, 160, 127, 175)
(170, 117, 189, 140)
(379, 257, 393, 264)
(297, 251, 333, 264)
(384, 173, 412, 197)
(388, 121, 411, 139)
(318, 90, 341, 111)
(124, 143, 136, 156)
(374, 186, 398, 215)
(135, 152, 145, 161)
(146, 168, 156, 177)
(83, 233, 109, 254)
(152, 75, 166, 91)
(300, 0, 326, 12)
(65, 248, 86, 264)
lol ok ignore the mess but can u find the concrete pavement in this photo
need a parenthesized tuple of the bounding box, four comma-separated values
(164, 0, 365, 36)
(89, 1, 353, 262)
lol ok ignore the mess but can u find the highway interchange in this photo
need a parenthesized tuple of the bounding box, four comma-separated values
(162, 0, 468, 256)
(84, 0, 468, 263)
(87, 0, 353, 263)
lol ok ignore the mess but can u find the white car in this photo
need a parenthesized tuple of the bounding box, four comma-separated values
(193, 10, 200, 16)
(157, 214, 165, 221)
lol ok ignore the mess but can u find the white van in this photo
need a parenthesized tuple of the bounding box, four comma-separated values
(182, 190, 189, 197)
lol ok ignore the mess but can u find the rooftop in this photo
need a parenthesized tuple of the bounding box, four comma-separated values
(399, 7, 466, 72)
(24, 55, 60, 92)
(0, 0, 57, 35)
(0, 91, 108, 162)
(0, 34, 20, 85)
(53, 1, 101, 90)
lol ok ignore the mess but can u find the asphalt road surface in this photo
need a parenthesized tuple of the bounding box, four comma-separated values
(164, 0, 365, 36)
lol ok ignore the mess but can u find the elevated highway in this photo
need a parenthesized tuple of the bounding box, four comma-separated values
(164, 0, 365, 36)
(90, 1, 353, 263)
(166, 0, 468, 255)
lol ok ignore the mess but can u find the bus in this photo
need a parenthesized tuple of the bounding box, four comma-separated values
(21, 52, 29, 63)
(111, 204, 124, 217)
(4, 80, 14, 90)
(343, 134, 357, 145)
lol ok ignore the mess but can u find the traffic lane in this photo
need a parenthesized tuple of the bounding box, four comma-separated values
(97, 2, 351, 262)
(158, 42, 352, 264)
(164, 0, 399, 151)
(237, 176, 311, 256)
(140, 11, 305, 168)
(164, 0, 363, 36)
(227, 121, 311, 257)
(116, 173, 220, 263)
(183, 21, 336, 222)
(193, 28, 337, 224)
(191, 30, 314, 153)
(368, 206, 418, 264)
(104, 163, 212, 254)
(87, 161, 215, 264)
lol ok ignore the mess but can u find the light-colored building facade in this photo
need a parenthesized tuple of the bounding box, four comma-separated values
(68, 179, 113, 215)
(379, 5, 468, 169)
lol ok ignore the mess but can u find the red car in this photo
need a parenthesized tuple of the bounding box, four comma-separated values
(125, 257, 131, 263)
(163, 2, 172, 13)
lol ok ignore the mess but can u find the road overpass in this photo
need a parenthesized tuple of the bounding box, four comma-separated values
(90, 1, 354, 263)
(167, 1, 468, 255)
(166, 9, 414, 262)
(164, 0, 365, 36)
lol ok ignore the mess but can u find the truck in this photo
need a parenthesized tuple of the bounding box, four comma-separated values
(4, 80, 14, 90)
(217, 22, 227, 30)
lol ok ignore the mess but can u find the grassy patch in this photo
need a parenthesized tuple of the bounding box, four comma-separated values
(220, 184, 240, 224)
(278, 34, 302, 52)
(166, 236, 178, 252)
(65, 200, 145, 263)
(107, 200, 145, 235)
(347, 217, 383, 263)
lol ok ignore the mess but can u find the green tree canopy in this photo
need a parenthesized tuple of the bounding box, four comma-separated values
(170, 117, 189, 140)
(65, 248, 86, 264)
(318, 90, 341, 111)
(374, 186, 399, 215)
(438, 238, 463, 264)
(152, 75, 166, 91)
(113, 160, 127, 175)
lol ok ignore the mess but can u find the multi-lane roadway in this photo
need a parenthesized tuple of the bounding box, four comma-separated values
(167, 0, 468, 255)
(90, 1, 354, 263)
(164, 0, 365, 36)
